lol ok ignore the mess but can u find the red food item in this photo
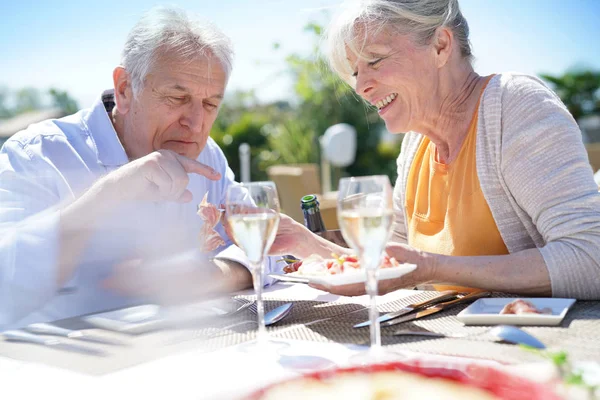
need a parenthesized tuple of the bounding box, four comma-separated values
(283, 260, 303, 274)
(285, 253, 403, 276)
(247, 360, 561, 400)
(197, 193, 226, 252)
(500, 299, 552, 315)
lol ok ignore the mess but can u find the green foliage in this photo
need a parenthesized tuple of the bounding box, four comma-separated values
(212, 20, 399, 184)
(540, 69, 600, 121)
(521, 346, 598, 394)
(212, 108, 270, 181)
(49, 88, 79, 115)
(261, 120, 319, 167)
(284, 22, 394, 181)
(0, 87, 80, 119)
(14, 87, 42, 113)
(0, 86, 11, 119)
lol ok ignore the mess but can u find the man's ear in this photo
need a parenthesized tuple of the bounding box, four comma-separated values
(432, 27, 453, 68)
(113, 66, 134, 114)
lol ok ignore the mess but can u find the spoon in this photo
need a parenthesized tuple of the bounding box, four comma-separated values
(391, 325, 546, 349)
(265, 303, 293, 326)
(491, 325, 546, 349)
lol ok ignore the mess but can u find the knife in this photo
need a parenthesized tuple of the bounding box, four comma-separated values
(268, 273, 310, 284)
(25, 323, 127, 346)
(2, 330, 108, 357)
(353, 290, 459, 328)
(382, 291, 491, 327)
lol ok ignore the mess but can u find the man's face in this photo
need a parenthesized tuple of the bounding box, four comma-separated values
(118, 54, 227, 160)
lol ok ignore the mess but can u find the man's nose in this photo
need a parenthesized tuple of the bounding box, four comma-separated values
(179, 102, 205, 134)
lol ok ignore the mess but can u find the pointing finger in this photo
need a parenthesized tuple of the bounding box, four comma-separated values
(175, 154, 221, 180)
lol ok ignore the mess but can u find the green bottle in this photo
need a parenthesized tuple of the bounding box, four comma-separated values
(301, 194, 327, 233)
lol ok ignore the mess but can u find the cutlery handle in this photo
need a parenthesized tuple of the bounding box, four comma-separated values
(3, 330, 51, 344)
(26, 323, 72, 337)
(411, 290, 459, 309)
(438, 291, 490, 307)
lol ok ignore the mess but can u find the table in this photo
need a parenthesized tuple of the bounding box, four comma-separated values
(1, 284, 598, 399)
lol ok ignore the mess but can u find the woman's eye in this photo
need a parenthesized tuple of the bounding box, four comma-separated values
(368, 58, 382, 67)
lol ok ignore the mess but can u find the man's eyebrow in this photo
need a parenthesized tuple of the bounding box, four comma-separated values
(167, 84, 189, 92)
(164, 84, 224, 100)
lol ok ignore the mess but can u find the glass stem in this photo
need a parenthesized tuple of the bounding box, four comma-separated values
(251, 261, 267, 345)
(365, 266, 381, 350)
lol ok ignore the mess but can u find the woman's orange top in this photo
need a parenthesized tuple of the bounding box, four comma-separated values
(405, 76, 508, 292)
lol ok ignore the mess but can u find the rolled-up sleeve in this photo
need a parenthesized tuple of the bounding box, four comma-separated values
(208, 145, 284, 286)
(214, 245, 283, 286)
(0, 140, 61, 327)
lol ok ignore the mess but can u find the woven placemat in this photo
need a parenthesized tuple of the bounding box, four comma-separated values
(270, 297, 600, 364)
(0, 299, 367, 375)
(2, 293, 598, 374)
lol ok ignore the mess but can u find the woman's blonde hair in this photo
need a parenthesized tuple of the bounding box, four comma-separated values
(326, 0, 472, 83)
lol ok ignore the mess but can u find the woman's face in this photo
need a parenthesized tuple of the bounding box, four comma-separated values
(347, 28, 439, 134)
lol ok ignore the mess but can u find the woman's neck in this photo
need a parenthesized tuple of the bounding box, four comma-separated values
(420, 65, 487, 164)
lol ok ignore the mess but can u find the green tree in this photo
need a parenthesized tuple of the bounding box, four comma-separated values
(540, 69, 600, 121)
(284, 22, 396, 182)
(0, 86, 12, 119)
(14, 87, 42, 114)
(211, 21, 401, 184)
(49, 88, 79, 114)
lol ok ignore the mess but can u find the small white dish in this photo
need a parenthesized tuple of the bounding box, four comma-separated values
(82, 305, 165, 334)
(271, 264, 417, 287)
(457, 298, 576, 326)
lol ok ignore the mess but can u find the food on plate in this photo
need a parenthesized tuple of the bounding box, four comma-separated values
(500, 299, 552, 315)
(197, 192, 227, 252)
(248, 361, 559, 400)
(283, 253, 400, 275)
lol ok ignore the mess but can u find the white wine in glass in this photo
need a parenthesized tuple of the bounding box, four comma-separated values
(338, 175, 394, 361)
(225, 182, 280, 345)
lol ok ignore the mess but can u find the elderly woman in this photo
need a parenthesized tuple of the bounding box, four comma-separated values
(271, 0, 600, 299)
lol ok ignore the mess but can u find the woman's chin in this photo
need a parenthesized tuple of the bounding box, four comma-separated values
(382, 119, 409, 135)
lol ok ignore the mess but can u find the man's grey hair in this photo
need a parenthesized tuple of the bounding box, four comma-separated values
(326, 0, 472, 84)
(121, 6, 234, 96)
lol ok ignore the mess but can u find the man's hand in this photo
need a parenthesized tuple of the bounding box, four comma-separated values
(104, 149, 221, 204)
(267, 213, 313, 256)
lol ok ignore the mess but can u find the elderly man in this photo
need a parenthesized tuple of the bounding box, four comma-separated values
(0, 7, 281, 330)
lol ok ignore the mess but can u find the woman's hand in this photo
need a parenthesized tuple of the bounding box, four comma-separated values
(310, 242, 436, 296)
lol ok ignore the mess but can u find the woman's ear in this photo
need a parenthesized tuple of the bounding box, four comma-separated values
(432, 27, 453, 68)
(112, 66, 133, 114)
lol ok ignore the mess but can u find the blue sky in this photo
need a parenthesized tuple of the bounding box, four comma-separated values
(1, 0, 599, 109)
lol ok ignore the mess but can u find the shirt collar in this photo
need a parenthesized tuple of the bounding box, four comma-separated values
(83, 89, 129, 167)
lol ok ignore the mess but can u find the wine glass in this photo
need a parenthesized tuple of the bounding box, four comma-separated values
(337, 175, 394, 361)
(225, 181, 280, 346)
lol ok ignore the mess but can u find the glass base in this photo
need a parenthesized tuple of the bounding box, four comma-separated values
(237, 338, 290, 357)
(239, 339, 337, 371)
(348, 346, 409, 366)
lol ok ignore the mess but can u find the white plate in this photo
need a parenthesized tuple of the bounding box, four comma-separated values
(82, 305, 165, 334)
(82, 301, 231, 334)
(457, 298, 576, 326)
(270, 263, 417, 287)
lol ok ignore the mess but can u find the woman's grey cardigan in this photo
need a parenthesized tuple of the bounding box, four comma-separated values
(392, 73, 600, 300)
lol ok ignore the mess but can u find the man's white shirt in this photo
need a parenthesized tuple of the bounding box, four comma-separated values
(0, 90, 283, 330)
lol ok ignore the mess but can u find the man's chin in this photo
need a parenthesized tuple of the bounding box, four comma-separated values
(162, 142, 202, 160)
